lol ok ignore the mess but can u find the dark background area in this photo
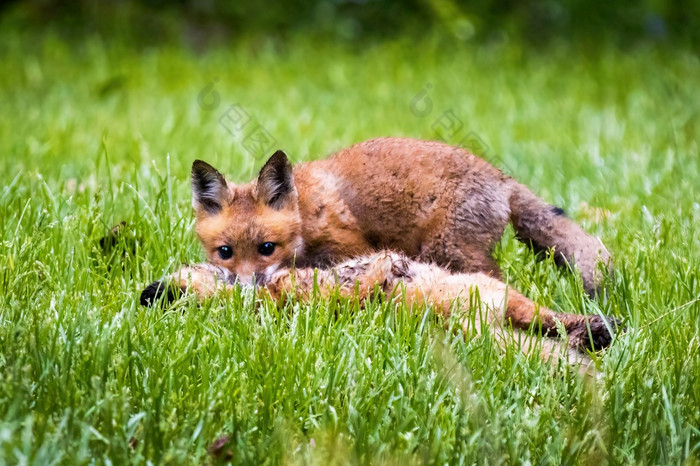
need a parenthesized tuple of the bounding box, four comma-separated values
(1, 0, 697, 48)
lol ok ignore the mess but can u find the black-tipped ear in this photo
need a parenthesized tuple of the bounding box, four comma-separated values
(257, 150, 296, 209)
(192, 160, 228, 215)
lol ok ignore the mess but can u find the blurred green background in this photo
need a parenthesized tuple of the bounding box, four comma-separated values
(2, 0, 698, 47)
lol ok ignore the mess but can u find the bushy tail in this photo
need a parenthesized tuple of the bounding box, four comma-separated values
(508, 181, 611, 297)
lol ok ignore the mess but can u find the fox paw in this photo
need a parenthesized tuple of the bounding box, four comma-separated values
(569, 315, 623, 352)
(140, 280, 183, 307)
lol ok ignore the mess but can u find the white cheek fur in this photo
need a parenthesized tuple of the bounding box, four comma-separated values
(263, 263, 280, 278)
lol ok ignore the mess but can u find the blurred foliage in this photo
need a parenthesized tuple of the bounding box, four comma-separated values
(0, 0, 697, 47)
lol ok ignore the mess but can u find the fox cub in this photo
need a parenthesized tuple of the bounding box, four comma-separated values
(140, 251, 619, 367)
(191, 137, 610, 296)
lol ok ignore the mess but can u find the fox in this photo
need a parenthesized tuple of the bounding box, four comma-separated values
(140, 251, 619, 370)
(191, 137, 611, 296)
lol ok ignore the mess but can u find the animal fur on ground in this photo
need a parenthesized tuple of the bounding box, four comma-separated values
(141, 251, 620, 374)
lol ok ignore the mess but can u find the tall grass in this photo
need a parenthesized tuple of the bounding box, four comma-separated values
(0, 31, 698, 463)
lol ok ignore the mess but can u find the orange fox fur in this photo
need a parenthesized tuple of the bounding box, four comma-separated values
(140, 251, 619, 371)
(191, 138, 610, 296)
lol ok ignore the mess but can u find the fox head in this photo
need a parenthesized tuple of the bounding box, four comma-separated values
(191, 151, 303, 284)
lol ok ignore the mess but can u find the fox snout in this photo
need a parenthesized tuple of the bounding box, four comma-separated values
(225, 262, 281, 286)
(234, 273, 259, 286)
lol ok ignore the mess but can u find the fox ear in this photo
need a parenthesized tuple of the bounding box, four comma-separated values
(257, 150, 296, 209)
(192, 160, 229, 215)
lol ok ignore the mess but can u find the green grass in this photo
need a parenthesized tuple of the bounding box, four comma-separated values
(0, 29, 699, 464)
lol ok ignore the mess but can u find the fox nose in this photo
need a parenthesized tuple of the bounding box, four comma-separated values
(236, 274, 256, 286)
(233, 270, 264, 286)
(235, 275, 249, 286)
(235, 275, 270, 288)
(234, 261, 258, 285)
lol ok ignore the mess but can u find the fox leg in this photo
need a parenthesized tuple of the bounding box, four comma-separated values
(350, 257, 599, 370)
(508, 181, 612, 297)
(501, 288, 620, 351)
(304, 252, 619, 354)
(401, 268, 619, 352)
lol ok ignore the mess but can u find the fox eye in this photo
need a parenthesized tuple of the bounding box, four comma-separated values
(258, 242, 276, 256)
(217, 246, 233, 260)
